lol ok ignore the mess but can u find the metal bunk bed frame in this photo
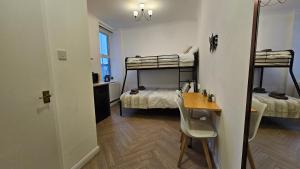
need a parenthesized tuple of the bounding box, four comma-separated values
(119, 51, 199, 116)
(255, 49, 300, 97)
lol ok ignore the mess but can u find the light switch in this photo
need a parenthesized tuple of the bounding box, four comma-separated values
(57, 49, 67, 61)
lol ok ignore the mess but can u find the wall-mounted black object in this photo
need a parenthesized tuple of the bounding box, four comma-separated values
(209, 34, 218, 53)
(92, 72, 99, 84)
(93, 84, 111, 123)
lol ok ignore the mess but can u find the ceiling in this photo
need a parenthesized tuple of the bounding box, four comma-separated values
(87, 0, 199, 29)
(260, 0, 300, 14)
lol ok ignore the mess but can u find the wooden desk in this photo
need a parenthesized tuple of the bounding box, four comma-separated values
(182, 93, 256, 115)
(183, 93, 222, 115)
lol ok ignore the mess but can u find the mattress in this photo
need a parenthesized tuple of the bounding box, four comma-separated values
(253, 93, 300, 118)
(120, 89, 178, 109)
(126, 53, 194, 69)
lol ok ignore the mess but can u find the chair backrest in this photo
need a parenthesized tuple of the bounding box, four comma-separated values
(175, 93, 189, 134)
(248, 98, 267, 142)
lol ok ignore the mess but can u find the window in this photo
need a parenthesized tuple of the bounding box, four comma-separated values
(100, 57, 111, 81)
(99, 31, 111, 81)
(99, 32, 109, 56)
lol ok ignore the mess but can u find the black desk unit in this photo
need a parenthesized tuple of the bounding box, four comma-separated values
(93, 83, 111, 123)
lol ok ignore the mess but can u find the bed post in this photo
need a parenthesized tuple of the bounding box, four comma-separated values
(289, 50, 300, 97)
(137, 70, 140, 88)
(119, 101, 123, 116)
(194, 51, 199, 92)
(120, 58, 129, 116)
(178, 55, 181, 90)
(121, 58, 128, 94)
(259, 67, 264, 88)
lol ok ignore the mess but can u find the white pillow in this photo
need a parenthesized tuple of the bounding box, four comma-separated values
(188, 82, 195, 93)
(181, 83, 190, 93)
(190, 46, 199, 54)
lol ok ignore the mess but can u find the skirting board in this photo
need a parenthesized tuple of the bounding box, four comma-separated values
(71, 145, 100, 169)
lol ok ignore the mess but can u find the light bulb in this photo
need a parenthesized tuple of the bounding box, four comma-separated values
(133, 11, 138, 17)
(148, 10, 153, 16)
(140, 3, 145, 10)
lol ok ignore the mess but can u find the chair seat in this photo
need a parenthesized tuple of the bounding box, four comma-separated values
(184, 119, 217, 138)
(191, 110, 211, 118)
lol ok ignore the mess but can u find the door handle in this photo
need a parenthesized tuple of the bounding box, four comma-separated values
(39, 90, 52, 104)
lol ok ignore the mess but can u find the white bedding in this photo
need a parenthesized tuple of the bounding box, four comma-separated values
(256, 51, 292, 58)
(120, 89, 178, 109)
(253, 93, 300, 118)
(126, 53, 195, 69)
(255, 51, 292, 66)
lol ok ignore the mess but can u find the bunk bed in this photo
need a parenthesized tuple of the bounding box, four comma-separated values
(119, 51, 199, 116)
(253, 50, 300, 118)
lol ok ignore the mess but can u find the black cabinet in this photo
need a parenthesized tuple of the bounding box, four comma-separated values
(93, 84, 111, 123)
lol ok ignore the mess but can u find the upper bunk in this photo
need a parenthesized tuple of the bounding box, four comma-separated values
(255, 50, 294, 68)
(124, 51, 199, 70)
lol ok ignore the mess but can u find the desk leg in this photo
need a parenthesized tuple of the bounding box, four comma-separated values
(188, 108, 193, 148)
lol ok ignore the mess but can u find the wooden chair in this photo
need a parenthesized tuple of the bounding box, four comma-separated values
(248, 99, 267, 169)
(176, 94, 217, 169)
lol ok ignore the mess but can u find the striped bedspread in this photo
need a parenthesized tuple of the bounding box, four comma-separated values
(120, 89, 178, 109)
(253, 93, 300, 118)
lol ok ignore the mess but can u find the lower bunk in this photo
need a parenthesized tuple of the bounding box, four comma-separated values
(119, 89, 180, 116)
(253, 92, 300, 119)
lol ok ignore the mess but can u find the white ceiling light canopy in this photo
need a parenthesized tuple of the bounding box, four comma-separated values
(133, 3, 153, 21)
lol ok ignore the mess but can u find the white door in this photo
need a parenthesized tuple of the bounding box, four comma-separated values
(0, 0, 61, 169)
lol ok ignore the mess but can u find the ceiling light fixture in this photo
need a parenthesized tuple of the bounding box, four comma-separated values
(133, 3, 153, 21)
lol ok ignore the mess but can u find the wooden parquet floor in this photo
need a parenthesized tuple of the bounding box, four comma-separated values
(247, 118, 300, 169)
(82, 106, 210, 169)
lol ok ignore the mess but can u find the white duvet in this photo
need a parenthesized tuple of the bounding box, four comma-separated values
(256, 51, 292, 59)
(253, 93, 300, 118)
(120, 90, 178, 109)
(126, 53, 194, 64)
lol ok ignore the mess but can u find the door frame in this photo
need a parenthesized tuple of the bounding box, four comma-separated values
(40, 0, 64, 168)
(241, 0, 261, 168)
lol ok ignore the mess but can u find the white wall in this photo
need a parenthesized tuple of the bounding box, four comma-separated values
(88, 12, 101, 76)
(292, 12, 300, 96)
(110, 30, 123, 84)
(197, 0, 253, 169)
(293, 12, 300, 78)
(44, 0, 98, 168)
(113, 21, 197, 91)
(254, 11, 295, 93)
